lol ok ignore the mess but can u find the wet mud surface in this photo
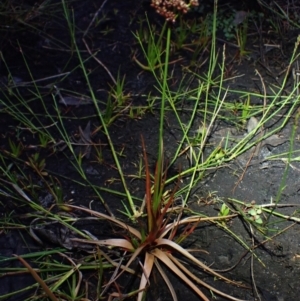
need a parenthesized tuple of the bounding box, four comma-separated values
(1, 0, 300, 300)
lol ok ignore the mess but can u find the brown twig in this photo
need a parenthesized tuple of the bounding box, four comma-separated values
(233, 70, 267, 192)
(83, 0, 108, 37)
(249, 225, 261, 301)
(82, 38, 117, 85)
(14, 255, 59, 301)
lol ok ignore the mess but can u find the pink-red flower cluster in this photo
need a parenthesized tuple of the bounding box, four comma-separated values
(151, 0, 199, 23)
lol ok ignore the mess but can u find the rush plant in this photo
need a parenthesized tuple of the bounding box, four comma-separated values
(66, 137, 245, 301)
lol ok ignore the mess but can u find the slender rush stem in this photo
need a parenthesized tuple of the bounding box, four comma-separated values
(61, 1, 138, 218)
(153, 26, 171, 212)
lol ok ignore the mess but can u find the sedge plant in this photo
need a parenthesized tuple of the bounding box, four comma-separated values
(2, 0, 300, 300)
(133, 18, 167, 72)
(235, 16, 249, 57)
(64, 3, 252, 298)
(61, 4, 249, 299)
(66, 136, 247, 301)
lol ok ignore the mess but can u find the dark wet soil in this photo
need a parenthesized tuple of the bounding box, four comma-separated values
(1, 0, 300, 300)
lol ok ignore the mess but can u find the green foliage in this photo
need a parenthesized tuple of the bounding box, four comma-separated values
(8, 138, 23, 158)
(38, 132, 51, 148)
(108, 71, 130, 106)
(1, 0, 300, 300)
(27, 152, 47, 176)
(133, 18, 167, 72)
(219, 203, 230, 217)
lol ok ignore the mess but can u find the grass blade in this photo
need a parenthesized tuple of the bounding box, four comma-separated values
(137, 252, 155, 301)
(152, 248, 209, 301)
(14, 255, 59, 301)
(155, 238, 247, 287)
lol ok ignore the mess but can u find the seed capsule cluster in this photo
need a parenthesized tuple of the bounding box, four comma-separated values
(151, 0, 199, 22)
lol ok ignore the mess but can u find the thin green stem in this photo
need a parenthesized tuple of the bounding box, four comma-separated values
(61, 0, 138, 218)
(153, 26, 171, 212)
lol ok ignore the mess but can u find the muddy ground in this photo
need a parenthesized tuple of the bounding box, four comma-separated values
(1, 0, 300, 300)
